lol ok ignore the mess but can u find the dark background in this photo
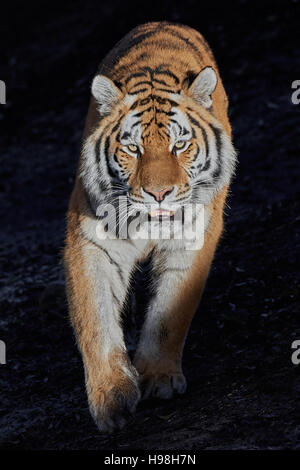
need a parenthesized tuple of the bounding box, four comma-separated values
(0, 0, 299, 450)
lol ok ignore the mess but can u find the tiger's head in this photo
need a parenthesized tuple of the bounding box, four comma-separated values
(81, 67, 236, 224)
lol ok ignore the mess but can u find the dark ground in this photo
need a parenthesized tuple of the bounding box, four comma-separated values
(0, 0, 300, 450)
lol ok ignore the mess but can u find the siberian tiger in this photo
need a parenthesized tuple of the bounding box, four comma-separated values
(64, 21, 236, 433)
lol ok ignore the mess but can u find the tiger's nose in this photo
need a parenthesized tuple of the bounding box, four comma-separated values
(143, 186, 174, 202)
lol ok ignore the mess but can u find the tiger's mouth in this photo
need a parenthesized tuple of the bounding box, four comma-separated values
(148, 209, 175, 220)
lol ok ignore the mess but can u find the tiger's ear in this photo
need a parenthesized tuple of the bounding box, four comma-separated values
(187, 67, 217, 108)
(91, 74, 122, 115)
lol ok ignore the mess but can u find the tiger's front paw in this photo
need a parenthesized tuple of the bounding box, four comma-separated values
(140, 371, 187, 400)
(87, 366, 141, 433)
(135, 356, 187, 400)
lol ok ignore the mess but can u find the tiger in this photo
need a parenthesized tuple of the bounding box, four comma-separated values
(64, 21, 236, 433)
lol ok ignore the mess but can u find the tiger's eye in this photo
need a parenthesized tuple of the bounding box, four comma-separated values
(127, 144, 138, 153)
(174, 141, 186, 150)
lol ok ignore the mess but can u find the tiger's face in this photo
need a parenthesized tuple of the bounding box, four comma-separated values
(82, 67, 236, 222)
(107, 104, 195, 219)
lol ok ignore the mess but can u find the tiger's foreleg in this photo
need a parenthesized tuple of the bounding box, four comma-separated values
(134, 213, 222, 400)
(64, 232, 140, 432)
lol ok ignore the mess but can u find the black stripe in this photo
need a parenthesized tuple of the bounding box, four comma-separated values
(201, 126, 209, 156)
(211, 125, 223, 179)
(199, 125, 211, 172)
(130, 65, 179, 85)
(125, 72, 147, 84)
(211, 125, 222, 155)
(191, 143, 200, 163)
(153, 95, 178, 107)
(131, 120, 141, 129)
(156, 110, 176, 116)
(94, 137, 111, 192)
(170, 119, 182, 138)
(104, 136, 119, 179)
(187, 111, 211, 168)
(95, 135, 102, 164)
(143, 131, 151, 139)
(153, 69, 180, 85)
(152, 77, 169, 86)
(134, 108, 152, 117)
(98, 246, 126, 284)
(130, 100, 139, 110)
(121, 131, 130, 140)
(104, 136, 110, 155)
(186, 112, 201, 129)
(130, 80, 152, 88)
(158, 128, 168, 139)
(128, 87, 148, 95)
(139, 96, 152, 106)
(111, 115, 124, 134)
(110, 287, 122, 309)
